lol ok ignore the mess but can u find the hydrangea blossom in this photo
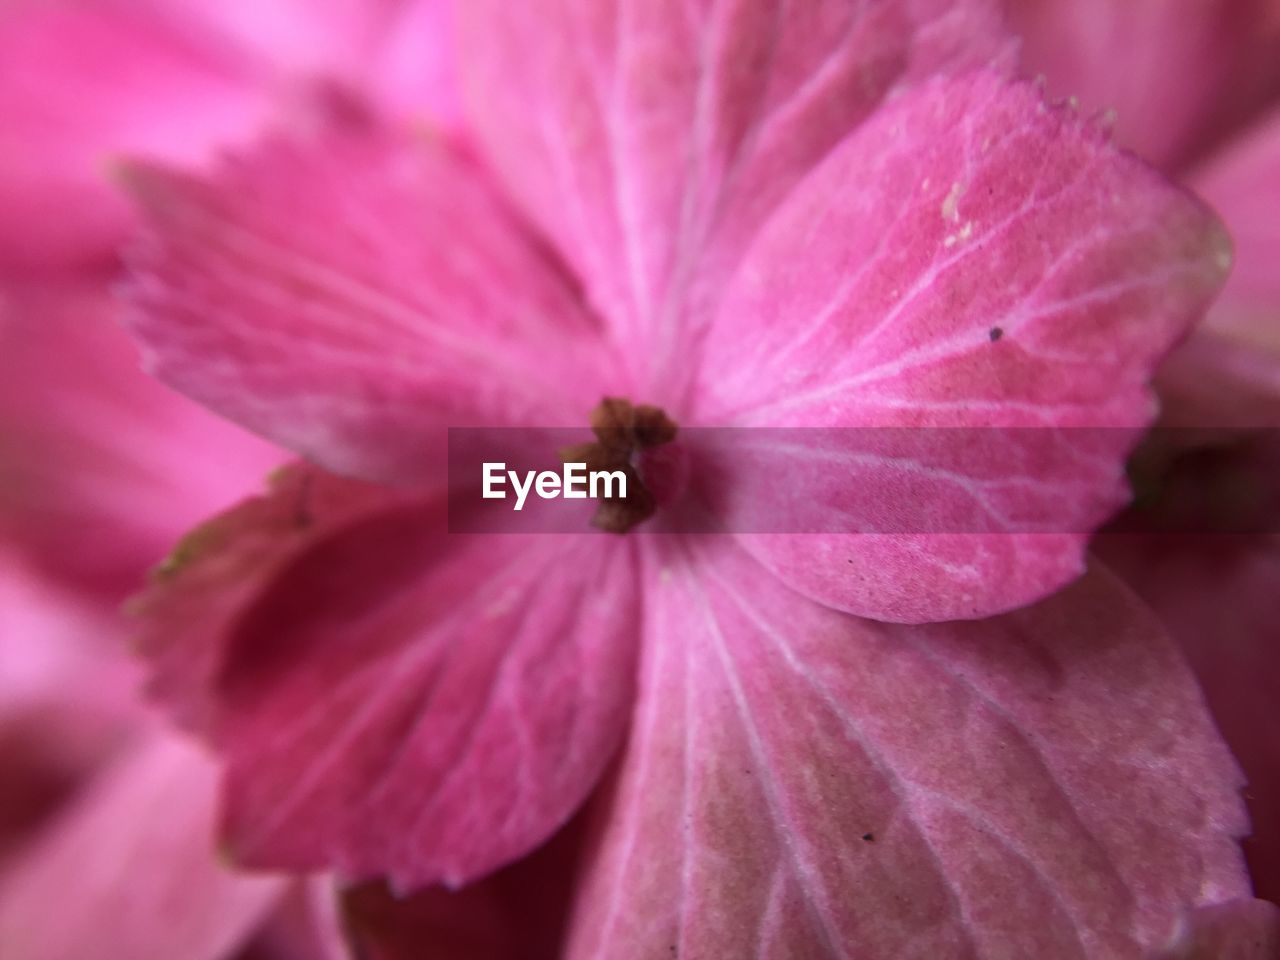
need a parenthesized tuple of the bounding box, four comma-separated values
(0, 0, 1275, 957)
(110, 2, 1274, 956)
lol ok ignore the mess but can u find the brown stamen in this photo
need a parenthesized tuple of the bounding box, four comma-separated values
(560, 397, 678, 533)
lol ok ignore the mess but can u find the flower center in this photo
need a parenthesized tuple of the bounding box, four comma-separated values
(559, 397, 679, 533)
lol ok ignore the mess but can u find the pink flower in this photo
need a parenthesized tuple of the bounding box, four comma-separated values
(1004, 0, 1280, 907)
(0, 0, 453, 270)
(0, 1, 451, 956)
(108, 2, 1279, 956)
(0, 283, 309, 960)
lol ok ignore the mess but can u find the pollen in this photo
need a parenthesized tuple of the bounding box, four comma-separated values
(941, 181, 964, 222)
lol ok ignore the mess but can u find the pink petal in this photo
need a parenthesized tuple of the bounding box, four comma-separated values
(238, 878, 351, 960)
(1190, 105, 1280, 354)
(133, 0, 403, 84)
(0, 734, 285, 960)
(131, 465, 414, 729)
(1101, 324, 1280, 901)
(0, 276, 282, 598)
(131, 465, 642, 890)
(690, 72, 1229, 623)
(456, 0, 1013, 391)
(0, 554, 134, 724)
(342, 814, 585, 960)
(566, 541, 1248, 959)
(0, 553, 141, 855)
(1098, 534, 1280, 903)
(369, 0, 462, 129)
(1150, 899, 1280, 960)
(1154, 331, 1280, 431)
(1004, 0, 1280, 169)
(121, 119, 617, 484)
(0, 0, 269, 269)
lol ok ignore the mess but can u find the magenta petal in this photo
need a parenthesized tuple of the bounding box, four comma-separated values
(239, 877, 350, 960)
(369, 0, 462, 129)
(692, 72, 1229, 622)
(1191, 105, 1280, 354)
(132, 467, 642, 890)
(0, 0, 269, 269)
(121, 120, 616, 484)
(1099, 534, 1280, 904)
(137, 0, 403, 83)
(0, 553, 142, 853)
(1155, 330, 1280, 431)
(0, 735, 285, 960)
(1005, 0, 1280, 169)
(342, 814, 584, 960)
(457, 0, 1012, 385)
(1151, 898, 1280, 960)
(566, 541, 1248, 958)
(0, 276, 282, 597)
(132, 465, 420, 730)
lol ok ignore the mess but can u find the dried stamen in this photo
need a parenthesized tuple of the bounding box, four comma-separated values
(560, 397, 678, 533)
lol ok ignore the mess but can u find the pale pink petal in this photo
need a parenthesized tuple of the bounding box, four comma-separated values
(369, 0, 462, 129)
(566, 541, 1248, 959)
(0, 553, 140, 855)
(0, 0, 269, 268)
(131, 465, 641, 890)
(0, 276, 282, 597)
(1150, 899, 1280, 960)
(1005, 0, 1280, 169)
(1190, 105, 1280, 354)
(685, 72, 1228, 622)
(0, 554, 134, 723)
(132, 0, 403, 85)
(239, 877, 351, 960)
(457, 0, 1013, 392)
(121, 119, 617, 484)
(0, 734, 285, 960)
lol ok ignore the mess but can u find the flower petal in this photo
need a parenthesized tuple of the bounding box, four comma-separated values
(0, 552, 141, 854)
(120, 118, 616, 484)
(457, 0, 1013, 391)
(135, 0, 404, 84)
(0, 0, 269, 269)
(131, 465, 642, 890)
(566, 540, 1249, 959)
(368, 0, 462, 129)
(0, 275, 282, 597)
(341, 814, 584, 960)
(0, 734, 285, 960)
(131, 465, 412, 730)
(1101, 326, 1280, 901)
(1004, 0, 1280, 169)
(1099, 533, 1280, 903)
(239, 877, 351, 960)
(1190, 104, 1280, 354)
(1154, 331, 1280, 431)
(1150, 899, 1280, 960)
(691, 72, 1229, 622)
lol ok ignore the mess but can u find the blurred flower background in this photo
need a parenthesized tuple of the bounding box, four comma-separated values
(0, 1, 1276, 959)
